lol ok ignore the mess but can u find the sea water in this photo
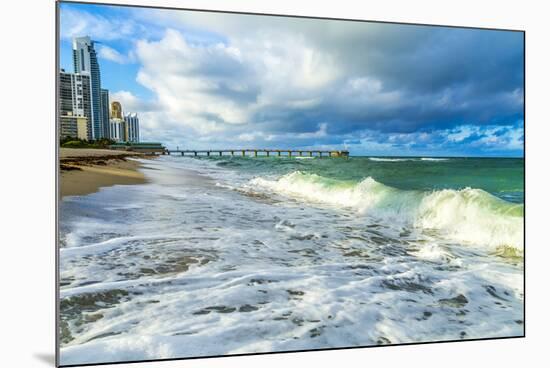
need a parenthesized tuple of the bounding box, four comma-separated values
(59, 156, 524, 365)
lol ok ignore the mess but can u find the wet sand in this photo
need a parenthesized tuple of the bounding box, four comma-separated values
(60, 148, 151, 198)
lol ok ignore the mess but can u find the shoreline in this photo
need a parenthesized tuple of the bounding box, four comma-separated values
(60, 148, 152, 198)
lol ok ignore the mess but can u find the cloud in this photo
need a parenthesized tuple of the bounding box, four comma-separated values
(63, 4, 523, 155)
(60, 7, 139, 41)
(296, 123, 328, 139)
(134, 29, 255, 131)
(340, 121, 524, 156)
(97, 45, 128, 63)
(110, 90, 160, 113)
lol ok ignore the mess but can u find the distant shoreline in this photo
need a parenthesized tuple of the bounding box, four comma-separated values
(59, 148, 151, 198)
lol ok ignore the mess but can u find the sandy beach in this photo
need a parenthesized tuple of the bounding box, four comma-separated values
(60, 148, 150, 198)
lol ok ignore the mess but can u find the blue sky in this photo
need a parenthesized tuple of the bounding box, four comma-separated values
(59, 2, 524, 157)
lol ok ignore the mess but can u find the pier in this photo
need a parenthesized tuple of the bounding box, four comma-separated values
(164, 149, 349, 158)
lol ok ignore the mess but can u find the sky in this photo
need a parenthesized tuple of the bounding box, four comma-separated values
(59, 2, 524, 157)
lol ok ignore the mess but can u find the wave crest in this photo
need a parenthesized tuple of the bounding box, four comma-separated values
(368, 157, 414, 162)
(249, 171, 523, 251)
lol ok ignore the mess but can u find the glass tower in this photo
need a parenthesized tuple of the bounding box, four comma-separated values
(72, 36, 104, 140)
(100, 89, 110, 139)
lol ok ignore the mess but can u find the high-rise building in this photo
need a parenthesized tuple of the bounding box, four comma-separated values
(60, 70, 91, 117)
(59, 69, 91, 140)
(100, 89, 110, 139)
(124, 113, 140, 143)
(59, 71, 74, 116)
(72, 36, 104, 140)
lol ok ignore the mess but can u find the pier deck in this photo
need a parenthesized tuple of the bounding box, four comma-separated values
(164, 149, 349, 158)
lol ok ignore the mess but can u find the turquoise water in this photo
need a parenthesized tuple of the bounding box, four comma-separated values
(200, 155, 524, 250)
(211, 156, 524, 203)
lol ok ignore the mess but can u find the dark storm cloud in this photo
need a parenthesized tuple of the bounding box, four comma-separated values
(245, 25, 524, 136)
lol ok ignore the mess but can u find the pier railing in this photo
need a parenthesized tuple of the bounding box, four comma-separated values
(164, 149, 349, 158)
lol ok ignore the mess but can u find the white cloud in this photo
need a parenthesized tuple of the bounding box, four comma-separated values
(444, 123, 524, 152)
(131, 28, 342, 137)
(504, 125, 524, 150)
(446, 126, 475, 142)
(135, 29, 251, 130)
(110, 90, 160, 113)
(475, 124, 524, 151)
(60, 8, 139, 41)
(97, 45, 127, 64)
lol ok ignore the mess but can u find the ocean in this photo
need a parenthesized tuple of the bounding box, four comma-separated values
(59, 155, 524, 365)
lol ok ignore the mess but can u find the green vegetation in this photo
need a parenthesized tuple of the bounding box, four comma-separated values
(60, 136, 115, 149)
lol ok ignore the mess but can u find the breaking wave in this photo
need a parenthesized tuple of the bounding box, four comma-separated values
(368, 157, 415, 162)
(249, 171, 524, 251)
(367, 157, 449, 162)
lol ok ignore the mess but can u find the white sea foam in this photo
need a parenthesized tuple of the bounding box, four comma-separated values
(368, 157, 416, 162)
(249, 171, 523, 251)
(368, 157, 449, 162)
(59, 157, 524, 365)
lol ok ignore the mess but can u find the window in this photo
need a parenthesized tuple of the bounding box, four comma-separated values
(80, 48, 85, 71)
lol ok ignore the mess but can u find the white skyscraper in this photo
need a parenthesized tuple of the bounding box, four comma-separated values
(72, 36, 105, 140)
(124, 113, 140, 143)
